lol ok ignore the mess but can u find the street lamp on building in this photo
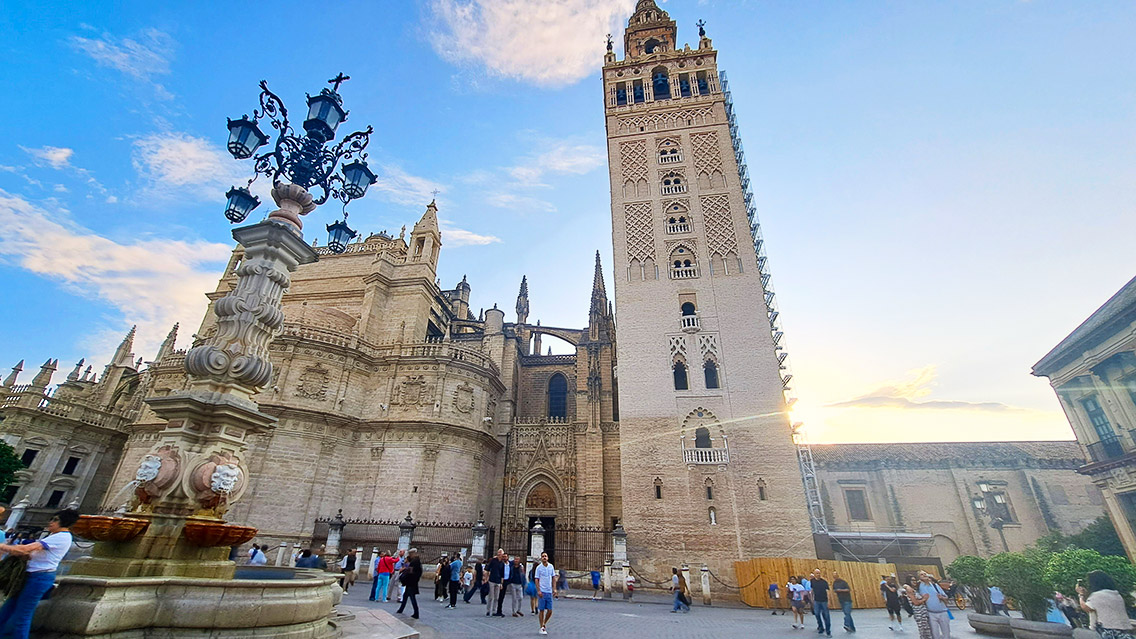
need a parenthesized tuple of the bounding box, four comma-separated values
(222, 73, 377, 252)
(972, 495, 1009, 552)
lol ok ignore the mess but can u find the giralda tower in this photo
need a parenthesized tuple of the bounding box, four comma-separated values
(603, 1, 814, 572)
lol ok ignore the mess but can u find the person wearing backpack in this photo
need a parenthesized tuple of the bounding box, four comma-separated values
(0, 509, 79, 639)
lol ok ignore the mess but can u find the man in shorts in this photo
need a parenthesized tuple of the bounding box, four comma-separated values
(534, 552, 557, 635)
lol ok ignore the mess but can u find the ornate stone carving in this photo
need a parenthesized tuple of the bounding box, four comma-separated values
(187, 451, 248, 517)
(295, 364, 330, 400)
(454, 382, 475, 414)
(619, 140, 649, 187)
(624, 202, 655, 264)
(691, 131, 723, 178)
(129, 444, 180, 512)
(700, 194, 739, 258)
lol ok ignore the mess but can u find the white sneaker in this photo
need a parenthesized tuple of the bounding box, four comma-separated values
(540, 627, 548, 635)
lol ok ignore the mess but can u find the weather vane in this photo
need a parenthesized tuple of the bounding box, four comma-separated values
(606, 33, 613, 52)
(696, 19, 706, 38)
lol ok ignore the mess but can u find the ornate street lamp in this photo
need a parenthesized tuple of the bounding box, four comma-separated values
(223, 73, 375, 252)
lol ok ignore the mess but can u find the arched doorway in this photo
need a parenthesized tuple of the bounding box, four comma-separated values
(525, 481, 558, 562)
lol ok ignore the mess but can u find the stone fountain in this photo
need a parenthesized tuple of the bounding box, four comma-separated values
(33, 187, 340, 638)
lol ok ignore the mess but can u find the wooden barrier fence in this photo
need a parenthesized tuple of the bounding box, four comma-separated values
(734, 557, 940, 609)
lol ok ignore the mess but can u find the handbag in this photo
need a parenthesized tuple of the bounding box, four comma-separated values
(0, 556, 28, 598)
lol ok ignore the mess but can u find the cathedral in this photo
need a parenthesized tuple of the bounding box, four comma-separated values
(1, 1, 837, 576)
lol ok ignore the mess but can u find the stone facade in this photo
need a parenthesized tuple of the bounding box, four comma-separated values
(813, 442, 1105, 564)
(603, 0, 813, 576)
(1033, 274, 1136, 561)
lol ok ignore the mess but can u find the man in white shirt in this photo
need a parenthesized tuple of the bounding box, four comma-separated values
(0, 508, 78, 639)
(534, 552, 557, 635)
(249, 544, 267, 566)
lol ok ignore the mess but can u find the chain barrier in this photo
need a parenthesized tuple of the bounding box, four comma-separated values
(707, 568, 765, 592)
(628, 566, 671, 588)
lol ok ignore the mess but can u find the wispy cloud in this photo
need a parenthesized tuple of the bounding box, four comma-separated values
(131, 132, 248, 202)
(23, 146, 74, 170)
(371, 164, 445, 206)
(826, 366, 1020, 413)
(440, 219, 502, 247)
(427, 0, 636, 86)
(507, 139, 605, 186)
(467, 136, 604, 212)
(70, 28, 175, 99)
(0, 190, 229, 363)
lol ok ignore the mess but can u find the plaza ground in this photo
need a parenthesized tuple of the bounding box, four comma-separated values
(339, 584, 982, 639)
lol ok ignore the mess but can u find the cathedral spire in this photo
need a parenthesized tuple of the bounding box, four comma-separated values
(590, 251, 608, 313)
(2, 360, 23, 387)
(113, 325, 137, 368)
(31, 358, 57, 387)
(66, 358, 85, 382)
(409, 200, 442, 270)
(154, 323, 179, 363)
(516, 275, 530, 324)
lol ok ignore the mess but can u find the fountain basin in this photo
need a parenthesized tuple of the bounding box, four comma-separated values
(181, 519, 257, 547)
(70, 516, 151, 543)
(33, 574, 340, 638)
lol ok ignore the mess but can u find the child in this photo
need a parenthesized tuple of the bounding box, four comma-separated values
(591, 569, 602, 600)
(625, 573, 636, 602)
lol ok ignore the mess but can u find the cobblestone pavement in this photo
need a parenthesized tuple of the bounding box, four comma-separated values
(340, 586, 977, 639)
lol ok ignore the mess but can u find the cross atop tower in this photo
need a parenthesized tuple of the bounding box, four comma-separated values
(328, 72, 351, 93)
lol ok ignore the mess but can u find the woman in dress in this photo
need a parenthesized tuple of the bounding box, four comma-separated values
(903, 582, 933, 639)
(396, 551, 423, 619)
(1078, 570, 1134, 639)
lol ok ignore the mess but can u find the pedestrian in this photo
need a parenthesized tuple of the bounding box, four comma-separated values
(832, 570, 855, 633)
(989, 585, 1008, 616)
(884, 575, 904, 632)
(904, 582, 933, 639)
(434, 555, 449, 602)
(528, 562, 540, 612)
(395, 550, 423, 619)
(671, 567, 691, 613)
(484, 548, 507, 617)
(372, 550, 395, 601)
(769, 580, 783, 615)
(462, 566, 473, 597)
(880, 575, 889, 604)
(295, 549, 319, 568)
(339, 548, 358, 594)
(389, 549, 407, 602)
(591, 568, 602, 600)
(0, 508, 78, 639)
(534, 551, 557, 635)
(314, 547, 328, 570)
(810, 568, 832, 637)
(446, 550, 463, 609)
(557, 566, 567, 597)
(625, 572, 636, 602)
(789, 575, 807, 629)
(508, 555, 527, 617)
(464, 558, 485, 604)
(1077, 570, 1134, 639)
(248, 544, 267, 566)
(916, 572, 950, 639)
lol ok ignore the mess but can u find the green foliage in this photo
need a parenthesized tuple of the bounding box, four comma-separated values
(1036, 516, 1127, 558)
(0, 442, 21, 497)
(985, 549, 1054, 622)
(1045, 548, 1136, 605)
(947, 556, 992, 614)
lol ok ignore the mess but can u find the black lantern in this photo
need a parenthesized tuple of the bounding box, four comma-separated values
(340, 160, 377, 200)
(224, 186, 260, 223)
(304, 90, 347, 142)
(226, 116, 269, 160)
(326, 218, 358, 253)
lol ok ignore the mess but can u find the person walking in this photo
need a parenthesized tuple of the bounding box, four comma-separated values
(395, 550, 423, 619)
(339, 548, 358, 594)
(1077, 570, 1134, 639)
(810, 569, 832, 637)
(671, 567, 691, 613)
(832, 571, 855, 633)
(770, 580, 784, 615)
(904, 582, 933, 639)
(0, 509, 78, 639)
(557, 567, 568, 597)
(884, 575, 904, 632)
(508, 555, 527, 617)
(989, 586, 1008, 616)
(591, 568, 602, 600)
(434, 555, 449, 602)
(295, 549, 319, 568)
(484, 548, 507, 617)
(464, 558, 485, 604)
(389, 549, 407, 603)
(446, 550, 463, 609)
(789, 576, 808, 629)
(917, 572, 950, 639)
(372, 550, 395, 601)
(462, 566, 473, 598)
(534, 551, 557, 635)
(528, 562, 540, 613)
(248, 544, 268, 566)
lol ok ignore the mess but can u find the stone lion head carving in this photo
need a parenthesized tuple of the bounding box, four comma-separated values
(210, 464, 241, 494)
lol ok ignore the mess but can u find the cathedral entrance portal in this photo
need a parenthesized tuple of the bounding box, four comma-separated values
(524, 481, 558, 563)
(527, 516, 555, 564)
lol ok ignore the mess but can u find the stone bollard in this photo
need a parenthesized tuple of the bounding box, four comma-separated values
(4, 497, 30, 530)
(603, 559, 613, 599)
(471, 512, 488, 561)
(326, 510, 346, 563)
(701, 564, 711, 606)
(611, 560, 626, 599)
(398, 511, 415, 552)
(275, 542, 287, 567)
(355, 546, 365, 579)
(530, 521, 546, 559)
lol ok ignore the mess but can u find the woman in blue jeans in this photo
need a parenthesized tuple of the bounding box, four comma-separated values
(671, 567, 690, 613)
(0, 508, 79, 639)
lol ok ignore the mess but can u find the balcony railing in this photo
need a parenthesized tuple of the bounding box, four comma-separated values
(666, 222, 691, 234)
(671, 267, 699, 280)
(1086, 438, 1127, 462)
(659, 154, 683, 165)
(680, 314, 701, 333)
(661, 184, 688, 195)
(684, 447, 729, 465)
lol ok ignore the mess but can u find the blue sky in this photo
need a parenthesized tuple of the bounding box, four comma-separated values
(0, 1, 1133, 442)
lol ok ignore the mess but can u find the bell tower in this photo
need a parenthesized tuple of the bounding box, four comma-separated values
(603, 2, 814, 574)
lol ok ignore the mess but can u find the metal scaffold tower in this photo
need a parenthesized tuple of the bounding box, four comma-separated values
(721, 71, 827, 534)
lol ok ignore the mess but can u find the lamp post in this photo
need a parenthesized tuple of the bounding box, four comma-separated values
(972, 496, 1009, 552)
(222, 73, 377, 251)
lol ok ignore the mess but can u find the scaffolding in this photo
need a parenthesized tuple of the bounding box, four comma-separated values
(721, 71, 827, 535)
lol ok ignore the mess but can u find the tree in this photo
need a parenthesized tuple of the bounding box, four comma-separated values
(947, 555, 992, 614)
(0, 441, 21, 501)
(985, 549, 1054, 622)
(1045, 548, 1136, 605)
(1037, 516, 1126, 558)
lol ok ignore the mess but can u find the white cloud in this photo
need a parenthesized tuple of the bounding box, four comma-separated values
(371, 164, 445, 206)
(132, 132, 248, 201)
(0, 190, 230, 364)
(428, 0, 636, 86)
(507, 140, 605, 186)
(23, 146, 74, 170)
(483, 191, 558, 213)
(70, 28, 175, 100)
(106, 195, 119, 204)
(440, 219, 502, 247)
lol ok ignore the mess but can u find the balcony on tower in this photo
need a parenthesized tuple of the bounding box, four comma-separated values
(679, 312, 701, 334)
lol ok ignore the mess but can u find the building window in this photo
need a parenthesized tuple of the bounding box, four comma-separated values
(615, 84, 628, 106)
(696, 70, 710, 95)
(681, 302, 696, 316)
(988, 490, 1017, 523)
(20, 449, 38, 467)
(1081, 396, 1122, 458)
(654, 478, 663, 500)
(632, 79, 645, 104)
(661, 171, 687, 195)
(706, 485, 714, 500)
(652, 67, 670, 100)
(547, 373, 568, 419)
(704, 361, 720, 389)
(756, 478, 768, 501)
(694, 427, 712, 448)
(678, 73, 692, 98)
(1, 485, 17, 504)
(673, 361, 689, 390)
(62, 456, 82, 476)
(844, 488, 871, 521)
(669, 246, 697, 280)
(46, 490, 65, 508)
